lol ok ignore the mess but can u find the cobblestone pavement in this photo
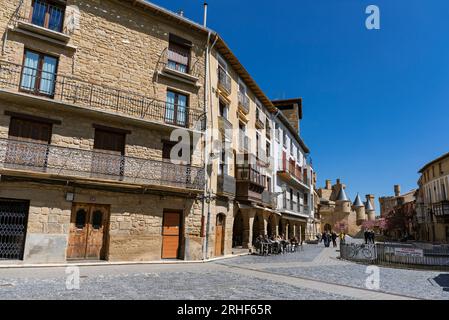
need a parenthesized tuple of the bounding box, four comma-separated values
(0, 244, 447, 300)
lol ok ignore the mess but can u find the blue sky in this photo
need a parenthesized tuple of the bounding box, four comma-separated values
(150, 0, 449, 212)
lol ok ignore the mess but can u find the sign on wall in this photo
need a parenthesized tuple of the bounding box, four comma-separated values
(394, 247, 424, 258)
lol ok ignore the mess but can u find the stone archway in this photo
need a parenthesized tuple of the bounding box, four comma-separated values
(232, 211, 244, 248)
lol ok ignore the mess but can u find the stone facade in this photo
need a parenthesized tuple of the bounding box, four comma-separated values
(0, 0, 207, 263)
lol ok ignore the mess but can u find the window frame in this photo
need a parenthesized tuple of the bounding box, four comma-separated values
(29, 0, 66, 33)
(20, 49, 59, 98)
(165, 90, 190, 127)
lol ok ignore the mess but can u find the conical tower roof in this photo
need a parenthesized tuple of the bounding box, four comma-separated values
(336, 188, 350, 202)
(365, 199, 374, 211)
(353, 194, 364, 207)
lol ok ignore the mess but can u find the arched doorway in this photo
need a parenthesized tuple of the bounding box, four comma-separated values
(324, 223, 332, 232)
(232, 211, 243, 248)
(252, 214, 261, 246)
(279, 219, 284, 238)
(215, 214, 225, 256)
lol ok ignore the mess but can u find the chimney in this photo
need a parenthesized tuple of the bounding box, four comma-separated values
(325, 180, 332, 190)
(203, 2, 208, 27)
(394, 185, 401, 197)
(336, 179, 341, 185)
(272, 99, 302, 134)
(177, 10, 184, 17)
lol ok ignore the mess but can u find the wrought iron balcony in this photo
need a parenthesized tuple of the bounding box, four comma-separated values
(0, 138, 205, 191)
(0, 60, 205, 130)
(217, 67, 231, 95)
(238, 92, 249, 114)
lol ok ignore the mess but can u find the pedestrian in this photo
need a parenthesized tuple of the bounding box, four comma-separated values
(339, 232, 346, 245)
(364, 229, 369, 244)
(322, 231, 331, 248)
(370, 229, 376, 244)
(331, 232, 337, 248)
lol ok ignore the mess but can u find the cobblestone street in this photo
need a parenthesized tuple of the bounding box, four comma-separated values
(0, 244, 448, 300)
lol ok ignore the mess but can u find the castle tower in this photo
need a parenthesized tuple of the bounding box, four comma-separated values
(336, 187, 351, 214)
(353, 193, 366, 225)
(365, 195, 376, 221)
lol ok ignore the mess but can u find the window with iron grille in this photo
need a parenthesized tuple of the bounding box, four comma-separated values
(30, 0, 65, 32)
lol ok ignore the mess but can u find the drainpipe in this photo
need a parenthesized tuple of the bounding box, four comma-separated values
(202, 29, 219, 260)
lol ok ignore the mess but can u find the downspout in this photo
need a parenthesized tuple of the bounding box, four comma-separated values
(203, 30, 219, 260)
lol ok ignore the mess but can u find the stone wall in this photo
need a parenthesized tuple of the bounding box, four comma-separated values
(0, 180, 202, 263)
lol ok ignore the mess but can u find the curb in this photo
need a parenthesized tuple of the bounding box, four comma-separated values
(0, 252, 251, 269)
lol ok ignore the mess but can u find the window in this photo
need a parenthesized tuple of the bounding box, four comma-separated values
(266, 141, 271, 159)
(21, 49, 58, 97)
(442, 183, 447, 201)
(92, 128, 126, 177)
(30, 0, 65, 32)
(167, 34, 191, 73)
(166, 90, 188, 127)
(6, 117, 52, 168)
(283, 131, 287, 149)
(75, 209, 87, 229)
(275, 124, 280, 141)
(290, 140, 294, 156)
(267, 177, 272, 192)
(92, 211, 103, 230)
(238, 80, 246, 95)
(219, 100, 228, 119)
(256, 133, 260, 159)
(219, 148, 227, 176)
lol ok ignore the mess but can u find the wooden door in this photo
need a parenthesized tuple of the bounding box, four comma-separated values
(162, 212, 181, 259)
(85, 205, 110, 259)
(215, 215, 225, 256)
(67, 204, 110, 260)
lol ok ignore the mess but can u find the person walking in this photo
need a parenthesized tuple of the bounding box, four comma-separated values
(339, 232, 346, 245)
(331, 232, 338, 248)
(364, 229, 369, 244)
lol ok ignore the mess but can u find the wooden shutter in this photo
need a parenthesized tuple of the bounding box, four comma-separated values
(9, 118, 52, 143)
(94, 129, 125, 154)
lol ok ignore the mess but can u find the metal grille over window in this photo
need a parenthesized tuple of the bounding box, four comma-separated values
(0, 200, 29, 260)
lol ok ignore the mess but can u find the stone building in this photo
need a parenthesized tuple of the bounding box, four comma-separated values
(0, 0, 208, 263)
(415, 152, 449, 243)
(316, 179, 376, 236)
(0, 0, 317, 263)
(272, 99, 316, 242)
(379, 185, 416, 218)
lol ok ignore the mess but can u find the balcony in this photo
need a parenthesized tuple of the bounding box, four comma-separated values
(0, 60, 205, 131)
(11, 0, 72, 43)
(238, 92, 250, 115)
(266, 125, 272, 140)
(217, 67, 231, 95)
(158, 48, 200, 86)
(431, 201, 449, 223)
(277, 154, 309, 190)
(0, 138, 205, 191)
(255, 110, 265, 130)
(235, 159, 266, 203)
(218, 116, 233, 140)
(217, 174, 236, 197)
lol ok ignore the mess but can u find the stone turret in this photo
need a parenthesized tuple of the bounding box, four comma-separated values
(353, 194, 366, 225)
(336, 187, 351, 214)
(365, 195, 376, 221)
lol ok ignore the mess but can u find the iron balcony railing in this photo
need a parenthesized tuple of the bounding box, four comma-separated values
(238, 92, 250, 114)
(0, 138, 205, 191)
(13, 0, 72, 35)
(217, 67, 231, 94)
(0, 60, 205, 130)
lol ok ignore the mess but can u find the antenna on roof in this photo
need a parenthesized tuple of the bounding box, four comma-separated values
(177, 9, 184, 17)
(203, 2, 208, 27)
